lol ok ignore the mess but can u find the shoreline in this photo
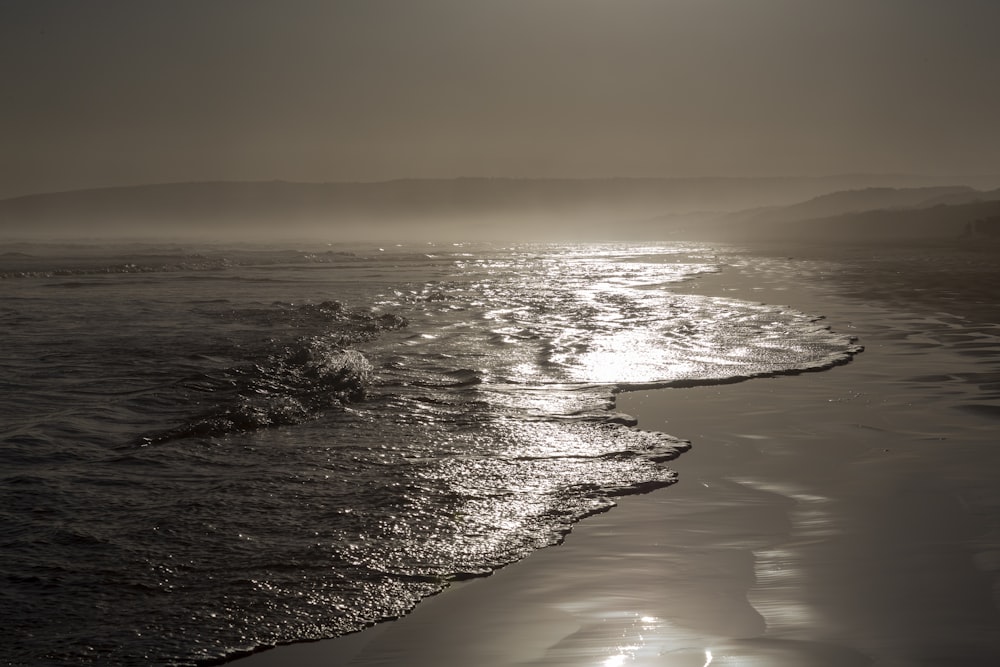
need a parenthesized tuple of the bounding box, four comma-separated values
(230, 246, 1000, 666)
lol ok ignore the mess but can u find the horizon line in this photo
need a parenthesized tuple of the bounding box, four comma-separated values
(7, 171, 990, 202)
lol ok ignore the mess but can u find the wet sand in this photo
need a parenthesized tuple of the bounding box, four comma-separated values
(232, 243, 1000, 666)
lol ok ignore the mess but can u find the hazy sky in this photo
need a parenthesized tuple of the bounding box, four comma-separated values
(3, 0, 999, 198)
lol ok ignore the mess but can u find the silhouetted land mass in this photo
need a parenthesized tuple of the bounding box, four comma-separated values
(666, 186, 1000, 245)
(0, 175, 967, 242)
(969, 215, 1000, 238)
(720, 185, 984, 227)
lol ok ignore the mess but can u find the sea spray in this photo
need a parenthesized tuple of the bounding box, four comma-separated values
(0, 242, 860, 665)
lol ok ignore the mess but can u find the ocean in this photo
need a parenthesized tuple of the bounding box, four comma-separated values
(0, 241, 860, 666)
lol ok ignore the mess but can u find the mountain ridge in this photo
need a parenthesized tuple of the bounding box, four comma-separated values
(1, 176, 996, 243)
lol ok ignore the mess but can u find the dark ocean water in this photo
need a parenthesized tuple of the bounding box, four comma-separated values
(0, 242, 860, 666)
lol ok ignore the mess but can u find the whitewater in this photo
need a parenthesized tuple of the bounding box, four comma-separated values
(0, 241, 859, 665)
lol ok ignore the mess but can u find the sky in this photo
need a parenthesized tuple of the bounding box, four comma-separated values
(2, 0, 1000, 199)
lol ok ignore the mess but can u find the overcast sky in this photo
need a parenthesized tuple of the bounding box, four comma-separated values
(2, 0, 999, 198)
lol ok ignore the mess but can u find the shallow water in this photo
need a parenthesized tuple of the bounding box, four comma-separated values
(0, 242, 860, 665)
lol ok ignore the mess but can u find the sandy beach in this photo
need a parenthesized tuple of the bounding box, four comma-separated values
(231, 243, 1000, 667)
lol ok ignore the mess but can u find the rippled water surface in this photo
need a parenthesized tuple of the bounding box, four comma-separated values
(0, 242, 860, 665)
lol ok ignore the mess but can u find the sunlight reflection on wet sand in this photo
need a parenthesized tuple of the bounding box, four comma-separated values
(230, 248, 1000, 667)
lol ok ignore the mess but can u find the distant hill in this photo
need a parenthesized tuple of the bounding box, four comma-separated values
(723, 186, 980, 227)
(665, 186, 1000, 244)
(900, 187, 1000, 209)
(702, 198, 1000, 243)
(0, 175, 960, 242)
(789, 200, 1000, 241)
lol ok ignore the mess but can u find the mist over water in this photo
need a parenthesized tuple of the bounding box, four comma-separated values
(3, 175, 983, 244)
(1, 242, 859, 665)
(3, 2, 1000, 664)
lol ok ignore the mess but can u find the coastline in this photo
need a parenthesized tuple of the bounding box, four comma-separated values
(230, 244, 1000, 666)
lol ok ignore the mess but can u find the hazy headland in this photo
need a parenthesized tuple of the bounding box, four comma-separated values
(2, 175, 1000, 245)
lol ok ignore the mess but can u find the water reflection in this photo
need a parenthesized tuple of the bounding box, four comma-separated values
(737, 480, 840, 633)
(596, 612, 663, 667)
